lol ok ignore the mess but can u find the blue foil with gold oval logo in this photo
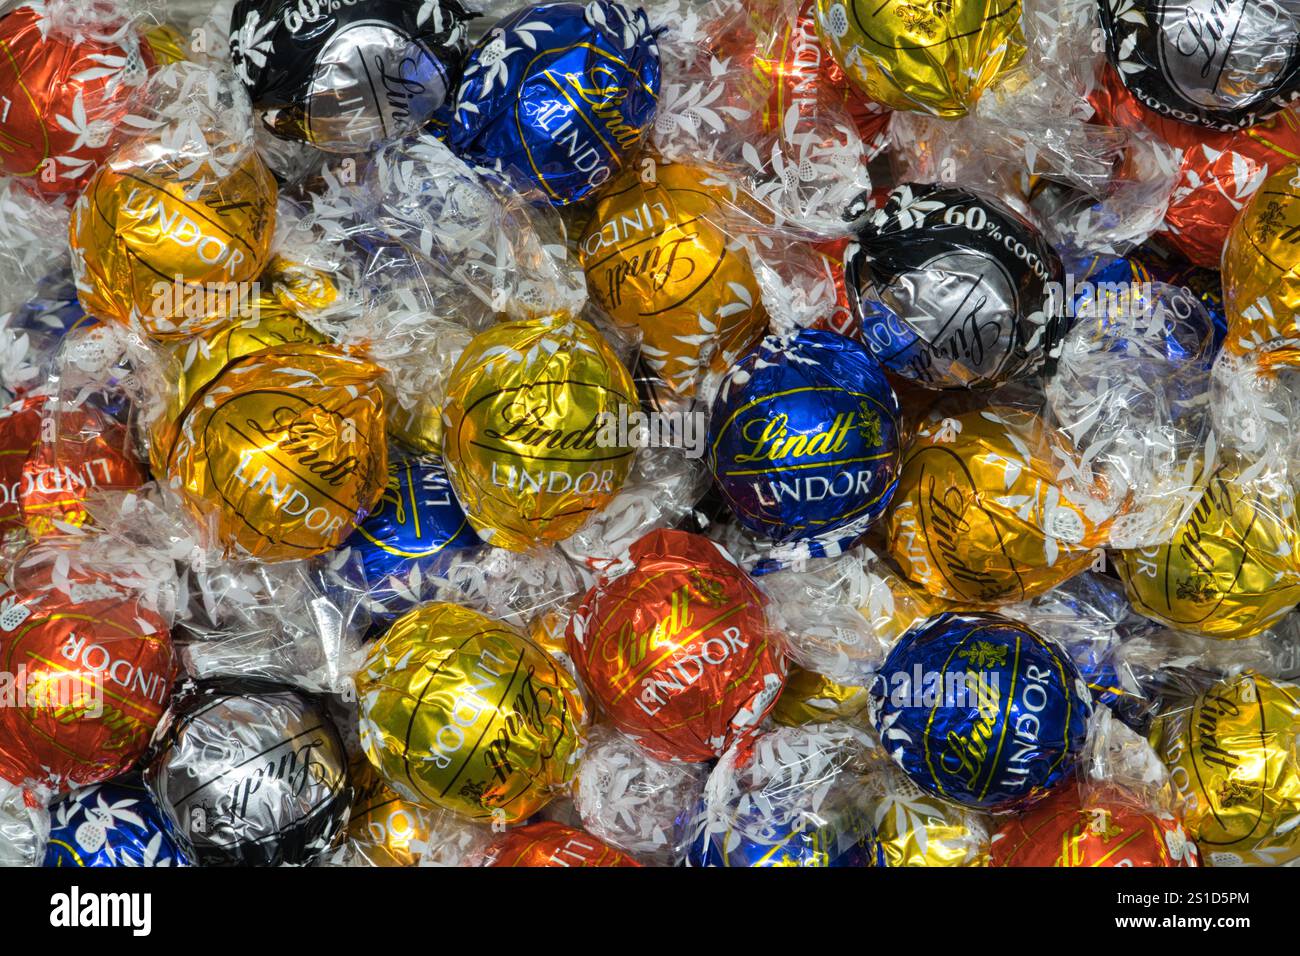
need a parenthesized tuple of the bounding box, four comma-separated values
(706, 328, 902, 550)
(447, 0, 661, 206)
(868, 612, 1090, 813)
(45, 775, 190, 868)
(340, 448, 479, 608)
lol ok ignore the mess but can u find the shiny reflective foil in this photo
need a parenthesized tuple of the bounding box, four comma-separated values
(687, 801, 874, 867)
(0, 550, 173, 792)
(356, 602, 584, 823)
(166, 343, 388, 562)
(441, 314, 636, 551)
(339, 447, 479, 621)
(230, 0, 474, 153)
(567, 529, 786, 762)
(145, 679, 352, 866)
(814, 0, 1024, 117)
(1099, 0, 1300, 131)
(868, 612, 1091, 812)
(1222, 161, 1300, 367)
(448, 1, 661, 206)
(773, 667, 871, 726)
(578, 160, 768, 398)
(344, 754, 437, 867)
(0, 3, 154, 197)
(867, 774, 990, 866)
(708, 328, 902, 547)
(141, 23, 190, 67)
(147, 263, 332, 477)
(0, 395, 145, 541)
(1091, 67, 1300, 270)
(69, 147, 277, 339)
(45, 775, 190, 867)
(886, 407, 1111, 604)
(1150, 671, 1300, 866)
(990, 787, 1198, 867)
(485, 821, 640, 866)
(846, 183, 1066, 388)
(1114, 465, 1300, 639)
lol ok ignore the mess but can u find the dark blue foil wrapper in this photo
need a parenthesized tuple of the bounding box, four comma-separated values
(868, 612, 1090, 812)
(230, 0, 474, 153)
(45, 776, 190, 867)
(707, 328, 901, 550)
(845, 183, 1066, 389)
(686, 806, 874, 867)
(1098, 0, 1300, 131)
(342, 448, 479, 592)
(447, 0, 661, 205)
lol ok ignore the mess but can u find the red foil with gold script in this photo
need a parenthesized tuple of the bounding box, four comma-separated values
(567, 529, 787, 762)
(485, 822, 641, 867)
(990, 788, 1199, 868)
(0, 543, 174, 792)
(0, 395, 144, 543)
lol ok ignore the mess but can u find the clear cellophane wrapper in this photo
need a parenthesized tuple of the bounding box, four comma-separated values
(1044, 280, 1217, 549)
(571, 724, 708, 865)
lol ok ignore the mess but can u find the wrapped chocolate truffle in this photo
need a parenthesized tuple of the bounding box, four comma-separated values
(1099, 0, 1300, 131)
(814, 0, 1024, 117)
(45, 776, 189, 867)
(230, 0, 474, 152)
(707, 327, 902, 549)
(1150, 671, 1300, 865)
(479, 821, 641, 866)
(886, 407, 1113, 604)
(440, 314, 637, 550)
(145, 679, 352, 866)
(846, 183, 1066, 389)
(165, 343, 389, 563)
(868, 612, 1091, 812)
(356, 602, 584, 824)
(447, 1, 661, 205)
(579, 159, 769, 398)
(567, 528, 787, 762)
(0, 542, 174, 793)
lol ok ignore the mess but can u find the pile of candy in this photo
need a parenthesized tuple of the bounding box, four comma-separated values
(2, 0, 1300, 869)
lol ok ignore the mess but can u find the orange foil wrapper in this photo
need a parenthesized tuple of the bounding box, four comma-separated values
(0, 547, 174, 791)
(485, 822, 641, 867)
(1091, 66, 1300, 269)
(0, 395, 144, 542)
(567, 528, 787, 762)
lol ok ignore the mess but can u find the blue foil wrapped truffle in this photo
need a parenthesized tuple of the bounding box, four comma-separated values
(45, 776, 190, 867)
(230, 0, 475, 152)
(706, 327, 902, 551)
(447, 0, 661, 205)
(868, 612, 1091, 813)
(686, 804, 875, 867)
(339, 448, 479, 615)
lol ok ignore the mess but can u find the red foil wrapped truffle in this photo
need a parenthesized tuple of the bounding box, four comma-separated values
(990, 788, 1199, 868)
(485, 822, 641, 867)
(0, 545, 174, 791)
(567, 529, 787, 762)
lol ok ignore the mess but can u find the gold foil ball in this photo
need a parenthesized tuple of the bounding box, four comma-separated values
(69, 146, 277, 339)
(1151, 671, 1300, 866)
(1115, 465, 1300, 640)
(441, 315, 637, 551)
(148, 258, 333, 476)
(814, 0, 1025, 117)
(578, 160, 768, 397)
(886, 407, 1111, 604)
(344, 754, 438, 867)
(166, 342, 387, 561)
(868, 773, 991, 867)
(1223, 162, 1300, 369)
(356, 602, 585, 824)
